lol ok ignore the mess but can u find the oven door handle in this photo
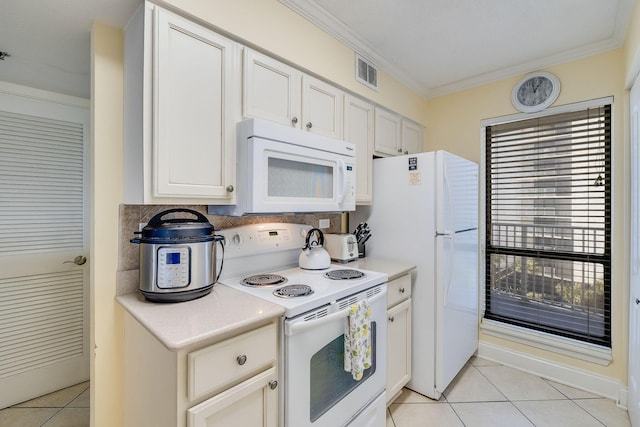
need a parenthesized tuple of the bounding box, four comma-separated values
(284, 289, 385, 336)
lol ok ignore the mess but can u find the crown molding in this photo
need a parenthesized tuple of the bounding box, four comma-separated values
(279, 0, 633, 99)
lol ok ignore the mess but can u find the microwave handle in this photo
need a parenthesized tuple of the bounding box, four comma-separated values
(337, 159, 347, 204)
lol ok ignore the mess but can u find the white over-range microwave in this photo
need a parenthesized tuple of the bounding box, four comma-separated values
(209, 118, 356, 216)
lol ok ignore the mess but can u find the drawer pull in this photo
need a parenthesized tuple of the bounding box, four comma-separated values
(388, 316, 395, 322)
(399, 287, 405, 293)
(236, 354, 247, 365)
(269, 380, 278, 390)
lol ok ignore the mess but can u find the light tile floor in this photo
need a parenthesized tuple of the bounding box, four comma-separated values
(0, 359, 631, 427)
(387, 357, 631, 427)
(0, 382, 89, 427)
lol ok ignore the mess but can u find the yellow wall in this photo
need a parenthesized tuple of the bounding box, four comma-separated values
(426, 49, 628, 382)
(90, 22, 124, 426)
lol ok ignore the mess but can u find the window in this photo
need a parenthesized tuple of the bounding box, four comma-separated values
(484, 103, 611, 347)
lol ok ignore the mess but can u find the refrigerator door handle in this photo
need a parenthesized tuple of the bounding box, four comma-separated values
(437, 232, 455, 307)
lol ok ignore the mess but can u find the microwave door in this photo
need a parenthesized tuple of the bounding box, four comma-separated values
(249, 140, 354, 213)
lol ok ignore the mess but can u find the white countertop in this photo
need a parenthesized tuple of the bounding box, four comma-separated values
(117, 285, 284, 352)
(336, 257, 415, 281)
(117, 258, 412, 352)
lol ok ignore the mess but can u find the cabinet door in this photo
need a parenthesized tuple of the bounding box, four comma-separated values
(302, 75, 344, 138)
(374, 107, 402, 156)
(401, 119, 423, 155)
(188, 368, 278, 427)
(387, 298, 412, 403)
(344, 95, 374, 204)
(243, 49, 301, 128)
(154, 8, 236, 200)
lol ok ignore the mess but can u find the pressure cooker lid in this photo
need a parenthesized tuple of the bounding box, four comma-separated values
(133, 208, 215, 242)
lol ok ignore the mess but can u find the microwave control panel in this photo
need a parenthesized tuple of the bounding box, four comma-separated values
(156, 246, 191, 288)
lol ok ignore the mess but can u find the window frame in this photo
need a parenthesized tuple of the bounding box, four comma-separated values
(480, 97, 613, 351)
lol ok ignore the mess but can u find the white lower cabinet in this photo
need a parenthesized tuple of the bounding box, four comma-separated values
(386, 273, 412, 404)
(187, 367, 278, 427)
(123, 314, 278, 427)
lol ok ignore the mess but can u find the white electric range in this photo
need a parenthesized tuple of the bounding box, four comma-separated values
(216, 223, 388, 427)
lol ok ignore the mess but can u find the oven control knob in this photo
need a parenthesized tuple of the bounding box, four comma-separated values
(231, 234, 243, 246)
(269, 380, 278, 390)
(236, 354, 247, 365)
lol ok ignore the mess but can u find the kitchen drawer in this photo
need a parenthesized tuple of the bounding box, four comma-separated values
(386, 274, 411, 308)
(187, 323, 277, 401)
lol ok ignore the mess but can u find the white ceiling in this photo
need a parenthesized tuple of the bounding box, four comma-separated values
(281, 0, 635, 97)
(0, 0, 141, 99)
(0, 0, 634, 99)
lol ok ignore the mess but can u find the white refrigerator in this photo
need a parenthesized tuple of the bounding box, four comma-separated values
(352, 150, 478, 400)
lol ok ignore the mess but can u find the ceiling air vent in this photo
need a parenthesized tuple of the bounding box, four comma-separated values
(356, 54, 378, 91)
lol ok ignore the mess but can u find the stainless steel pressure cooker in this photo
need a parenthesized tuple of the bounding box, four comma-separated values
(131, 208, 223, 303)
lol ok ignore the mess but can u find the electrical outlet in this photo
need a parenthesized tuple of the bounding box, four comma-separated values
(319, 219, 330, 229)
(138, 222, 146, 231)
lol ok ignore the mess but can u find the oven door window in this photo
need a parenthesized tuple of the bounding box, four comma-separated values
(309, 322, 377, 422)
(267, 156, 334, 199)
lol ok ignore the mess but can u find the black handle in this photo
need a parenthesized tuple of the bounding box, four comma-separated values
(303, 228, 324, 249)
(147, 208, 209, 226)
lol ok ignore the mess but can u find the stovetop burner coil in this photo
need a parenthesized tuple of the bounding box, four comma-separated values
(241, 274, 287, 287)
(323, 269, 365, 280)
(273, 284, 314, 298)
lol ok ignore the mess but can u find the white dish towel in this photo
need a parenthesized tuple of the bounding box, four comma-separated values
(344, 299, 372, 381)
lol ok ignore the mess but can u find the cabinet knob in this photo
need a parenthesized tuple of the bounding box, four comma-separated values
(269, 380, 278, 390)
(397, 148, 403, 153)
(388, 316, 395, 322)
(404, 150, 409, 155)
(226, 185, 234, 193)
(306, 122, 313, 129)
(236, 354, 247, 365)
(399, 287, 405, 294)
(291, 117, 298, 125)
(636, 298, 640, 305)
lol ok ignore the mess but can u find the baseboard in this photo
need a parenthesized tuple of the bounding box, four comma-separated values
(477, 341, 628, 409)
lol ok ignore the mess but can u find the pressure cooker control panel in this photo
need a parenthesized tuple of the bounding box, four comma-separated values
(156, 246, 191, 288)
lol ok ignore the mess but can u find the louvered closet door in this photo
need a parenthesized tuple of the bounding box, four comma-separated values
(0, 88, 89, 409)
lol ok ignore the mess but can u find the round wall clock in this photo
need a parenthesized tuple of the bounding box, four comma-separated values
(511, 71, 561, 113)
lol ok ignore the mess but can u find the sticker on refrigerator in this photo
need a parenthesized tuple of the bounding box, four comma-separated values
(409, 171, 421, 185)
(408, 157, 420, 185)
(408, 157, 418, 170)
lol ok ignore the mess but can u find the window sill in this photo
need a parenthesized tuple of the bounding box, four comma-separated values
(480, 319, 612, 366)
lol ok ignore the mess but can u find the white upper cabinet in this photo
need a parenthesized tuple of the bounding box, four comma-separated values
(243, 49, 344, 138)
(401, 119, 423, 155)
(243, 49, 302, 128)
(301, 74, 344, 138)
(373, 107, 423, 157)
(344, 95, 374, 204)
(374, 107, 402, 156)
(124, 3, 239, 204)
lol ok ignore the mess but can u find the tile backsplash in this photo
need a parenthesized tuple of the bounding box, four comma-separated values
(117, 204, 343, 295)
